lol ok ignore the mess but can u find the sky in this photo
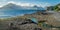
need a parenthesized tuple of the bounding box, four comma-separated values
(0, 0, 60, 7)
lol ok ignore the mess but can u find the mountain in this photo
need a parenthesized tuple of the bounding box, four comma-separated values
(0, 3, 24, 10)
(47, 6, 54, 11)
(0, 3, 46, 18)
(33, 5, 46, 10)
(0, 3, 45, 10)
(56, 3, 60, 6)
(46, 3, 60, 11)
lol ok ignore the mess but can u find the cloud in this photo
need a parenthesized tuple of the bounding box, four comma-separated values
(7, 1, 35, 7)
(38, 2, 51, 7)
(0, 1, 51, 7)
(7, 1, 51, 7)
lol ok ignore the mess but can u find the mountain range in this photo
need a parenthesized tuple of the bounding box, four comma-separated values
(0, 3, 46, 18)
(0, 3, 45, 10)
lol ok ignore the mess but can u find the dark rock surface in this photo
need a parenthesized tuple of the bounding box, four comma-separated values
(8, 19, 41, 30)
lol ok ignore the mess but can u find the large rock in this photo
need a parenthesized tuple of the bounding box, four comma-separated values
(17, 23, 41, 30)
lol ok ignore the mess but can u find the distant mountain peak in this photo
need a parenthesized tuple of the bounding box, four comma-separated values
(7, 3, 16, 6)
(3, 3, 18, 7)
(1, 3, 22, 10)
(0, 3, 46, 10)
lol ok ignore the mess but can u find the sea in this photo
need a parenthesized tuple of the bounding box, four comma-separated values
(0, 10, 38, 18)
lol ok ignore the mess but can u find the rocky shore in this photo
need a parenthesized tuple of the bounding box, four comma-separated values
(0, 11, 60, 30)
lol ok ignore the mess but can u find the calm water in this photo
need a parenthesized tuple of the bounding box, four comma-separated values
(0, 10, 37, 18)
